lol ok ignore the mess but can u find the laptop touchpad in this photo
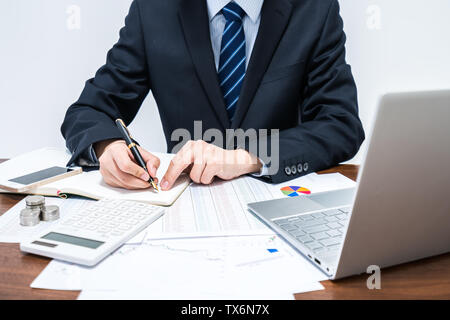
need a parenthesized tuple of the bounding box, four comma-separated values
(307, 188, 356, 208)
(248, 188, 356, 220)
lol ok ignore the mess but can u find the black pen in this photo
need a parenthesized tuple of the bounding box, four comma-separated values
(115, 119, 159, 192)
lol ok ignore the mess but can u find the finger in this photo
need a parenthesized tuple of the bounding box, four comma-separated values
(188, 142, 208, 183)
(189, 161, 207, 184)
(161, 148, 194, 190)
(106, 169, 142, 190)
(100, 147, 149, 189)
(137, 146, 161, 177)
(114, 149, 150, 181)
(151, 177, 159, 184)
(110, 157, 151, 189)
(200, 163, 217, 185)
(198, 144, 219, 184)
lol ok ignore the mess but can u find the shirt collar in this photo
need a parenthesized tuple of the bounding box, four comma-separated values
(207, 0, 264, 23)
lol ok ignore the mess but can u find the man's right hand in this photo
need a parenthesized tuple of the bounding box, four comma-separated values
(95, 139, 160, 190)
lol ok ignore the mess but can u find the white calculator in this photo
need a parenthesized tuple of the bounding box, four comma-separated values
(20, 199, 165, 266)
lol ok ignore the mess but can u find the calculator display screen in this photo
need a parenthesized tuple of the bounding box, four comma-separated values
(42, 232, 104, 249)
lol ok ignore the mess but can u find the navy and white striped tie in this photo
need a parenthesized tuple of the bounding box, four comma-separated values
(218, 2, 246, 121)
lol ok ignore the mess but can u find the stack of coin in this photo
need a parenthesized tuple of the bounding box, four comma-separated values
(41, 205, 60, 221)
(20, 208, 41, 227)
(20, 196, 60, 227)
(25, 195, 45, 211)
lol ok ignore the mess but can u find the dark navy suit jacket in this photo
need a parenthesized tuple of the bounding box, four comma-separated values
(61, 0, 365, 183)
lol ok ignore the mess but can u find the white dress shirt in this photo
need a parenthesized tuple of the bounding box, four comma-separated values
(206, 0, 264, 70)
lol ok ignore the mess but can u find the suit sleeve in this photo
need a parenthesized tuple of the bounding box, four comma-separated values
(61, 0, 150, 166)
(256, 0, 365, 183)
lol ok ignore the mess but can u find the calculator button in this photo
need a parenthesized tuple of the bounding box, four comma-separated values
(118, 224, 132, 231)
(74, 222, 88, 228)
(104, 201, 121, 209)
(86, 225, 98, 231)
(114, 217, 126, 223)
(111, 231, 124, 237)
(106, 222, 119, 228)
(143, 208, 157, 215)
(110, 210, 121, 216)
(97, 227, 111, 234)
(136, 215, 147, 220)
(121, 212, 133, 218)
(127, 219, 139, 225)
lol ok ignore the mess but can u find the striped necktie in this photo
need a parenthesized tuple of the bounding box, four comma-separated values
(218, 2, 246, 121)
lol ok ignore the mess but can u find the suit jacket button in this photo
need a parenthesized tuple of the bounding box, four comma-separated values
(285, 166, 292, 176)
(291, 165, 297, 175)
(297, 163, 303, 173)
(303, 162, 309, 172)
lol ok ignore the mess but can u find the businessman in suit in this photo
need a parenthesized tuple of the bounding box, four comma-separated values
(61, 0, 365, 190)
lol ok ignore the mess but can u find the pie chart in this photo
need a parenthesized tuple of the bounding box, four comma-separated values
(280, 186, 311, 197)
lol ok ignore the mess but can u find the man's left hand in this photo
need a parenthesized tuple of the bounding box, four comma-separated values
(161, 140, 262, 190)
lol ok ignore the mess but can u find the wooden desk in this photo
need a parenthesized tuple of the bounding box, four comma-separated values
(0, 161, 449, 300)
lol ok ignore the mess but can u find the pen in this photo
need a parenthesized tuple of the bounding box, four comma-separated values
(115, 119, 159, 192)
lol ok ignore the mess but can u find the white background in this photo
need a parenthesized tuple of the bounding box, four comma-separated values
(1, 0, 449, 162)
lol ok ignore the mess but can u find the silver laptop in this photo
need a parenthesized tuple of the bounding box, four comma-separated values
(248, 90, 450, 279)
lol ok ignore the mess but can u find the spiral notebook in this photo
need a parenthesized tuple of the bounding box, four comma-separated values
(0, 148, 190, 207)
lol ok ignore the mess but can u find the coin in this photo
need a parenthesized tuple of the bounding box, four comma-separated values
(26, 204, 45, 211)
(20, 208, 41, 227)
(41, 205, 60, 222)
(25, 195, 45, 207)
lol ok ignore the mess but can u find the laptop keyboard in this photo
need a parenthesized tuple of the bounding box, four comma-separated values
(274, 207, 351, 256)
